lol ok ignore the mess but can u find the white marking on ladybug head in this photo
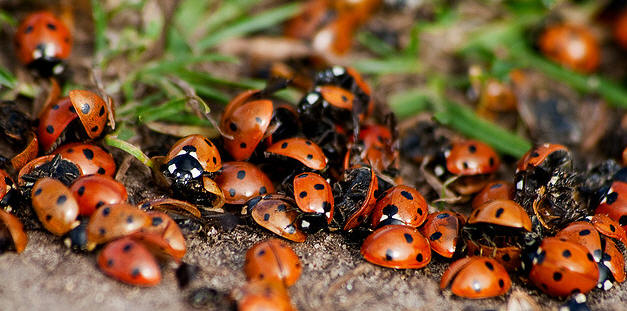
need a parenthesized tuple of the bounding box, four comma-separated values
(190, 168, 202, 178)
(168, 163, 177, 174)
(332, 66, 345, 76)
(516, 179, 523, 190)
(306, 93, 320, 105)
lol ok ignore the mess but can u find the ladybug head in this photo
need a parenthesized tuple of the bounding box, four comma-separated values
(519, 232, 543, 275)
(166, 154, 204, 184)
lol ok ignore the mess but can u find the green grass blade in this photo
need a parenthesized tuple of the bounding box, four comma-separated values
(91, 0, 108, 60)
(352, 57, 421, 74)
(434, 101, 531, 157)
(388, 89, 432, 118)
(0, 66, 16, 89)
(197, 2, 301, 51)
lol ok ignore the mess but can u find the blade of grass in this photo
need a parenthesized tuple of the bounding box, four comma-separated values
(389, 89, 433, 118)
(194, 0, 261, 39)
(357, 31, 396, 57)
(91, 0, 108, 63)
(352, 57, 421, 74)
(0, 66, 16, 89)
(434, 101, 531, 157)
(197, 2, 301, 51)
(137, 98, 187, 123)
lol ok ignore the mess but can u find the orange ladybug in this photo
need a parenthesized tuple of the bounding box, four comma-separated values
(445, 140, 500, 176)
(133, 211, 186, 261)
(244, 238, 302, 286)
(556, 221, 603, 262)
(293, 172, 334, 223)
(419, 211, 464, 258)
(369, 185, 428, 229)
(590, 214, 627, 246)
(53, 143, 116, 177)
(70, 175, 128, 216)
(468, 200, 532, 231)
(247, 194, 307, 243)
(471, 181, 514, 209)
(0, 209, 28, 254)
(165, 134, 222, 174)
(221, 95, 273, 161)
(86, 203, 150, 250)
(232, 280, 296, 311)
(31, 177, 80, 236)
(215, 162, 275, 205)
(14, 11, 72, 76)
(441, 257, 511, 299)
(266, 137, 328, 171)
(538, 24, 600, 74)
(331, 166, 378, 231)
(361, 224, 431, 269)
(98, 237, 161, 286)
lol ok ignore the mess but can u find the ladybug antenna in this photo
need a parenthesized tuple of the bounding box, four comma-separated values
(261, 77, 290, 96)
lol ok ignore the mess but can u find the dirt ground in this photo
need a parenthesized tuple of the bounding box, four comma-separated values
(0, 160, 626, 311)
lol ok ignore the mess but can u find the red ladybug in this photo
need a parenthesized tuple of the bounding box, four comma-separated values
(360, 224, 431, 269)
(244, 238, 302, 286)
(70, 175, 128, 216)
(68, 90, 108, 139)
(31, 177, 80, 236)
(468, 199, 532, 231)
(133, 211, 186, 262)
(515, 143, 570, 173)
(284, 0, 330, 40)
(232, 280, 296, 311)
(293, 172, 334, 223)
(419, 211, 464, 258)
(37, 97, 78, 153)
(445, 140, 499, 176)
(221, 96, 273, 161)
(601, 239, 626, 286)
(596, 181, 627, 231)
(53, 143, 116, 177)
(86, 203, 150, 250)
(525, 237, 599, 297)
(370, 185, 427, 228)
(538, 24, 600, 73)
(214, 162, 275, 205)
(0, 209, 28, 254)
(471, 180, 514, 209)
(266, 137, 328, 171)
(14, 11, 72, 76)
(166, 134, 222, 174)
(440, 257, 511, 299)
(590, 214, 627, 246)
(556, 221, 603, 262)
(247, 194, 306, 243)
(98, 237, 161, 286)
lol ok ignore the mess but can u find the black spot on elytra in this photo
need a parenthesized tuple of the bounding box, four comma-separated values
(281, 142, 288, 149)
(52, 104, 59, 110)
(498, 279, 505, 288)
(77, 186, 86, 196)
(563, 249, 571, 258)
(489, 157, 495, 166)
(490, 183, 502, 189)
(579, 229, 591, 236)
(607, 192, 618, 204)
(25, 25, 34, 34)
(237, 170, 246, 180)
(401, 191, 413, 200)
(240, 142, 247, 149)
(553, 272, 562, 281)
(99, 228, 106, 236)
(385, 249, 394, 261)
(57, 195, 67, 205)
(83, 149, 94, 160)
(468, 145, 476, 153)
(131, 268, 140, 278)
(34, 188, 42, 196)
(46, 23, 56, 30)
(99, 106, 105, 116)
(417, 208, 423, 215)
(258, 250, 265, 256)
(462, 162, 469, 169)
(436, 213, 450, 219)
(404, 233, 413, 243)
(610, 224, 616, 232)
(255, 117, 262, 124)
(229, 122, 237, 131)
(299, 191, 307, 198)
(416, 253, 423, 262)
(306, 154, 313, 160)
(430, 232, 442, 241)
(485, 261, 494, 271)
(45, 214, 52, 221)
(107, 259, 114, 267)
(259, 187, 267, 195)
(587, 253, 594, 262)
(126, 216, 134, 223)
(276, 204, 287, 212)
(102, 207, 110, 216)
(495, 208, 504, 218)
(314, 184, 325, 190)
(229, 189, 236, 197)
(123, 243, 133, 252)
(531, 151, 540, 158)
(263, 213, 270, 221)
(97, 167, 106, 175)
(502, 253, 511, 262)
(46, 125, 54, 134)
(91, 126, 99, 132)
(341, 95, 348, 102)
(619, 215, 627, 227)
(305, 141, 312, 145)
(152, 217, 163, 226)
(81, 103, 90, 114)
(96, 201, 105, 208)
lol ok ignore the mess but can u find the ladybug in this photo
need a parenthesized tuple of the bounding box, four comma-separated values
(0, 209, 28, 254)
(314, 66, 372, 106)
(293, 172, 334, 231)
(370, 185, 427, 229)
(330, 166, 378, 231)
(11, 131, 39, 171)
(86, 203, 150, 250)
(37, 97, 78, 153)
(31, 177, 80, 236)
(133, 211, 186, 262)
(215, 162, 275, 205)
(266, 137, 328, 171)
(68, 90, 108, 140)
(515, 143, 570, 174)
(471, 180, 514, 209)
(360, 224, 431, 269)
(18, 155, 81, 198)
(312, 14, 360, 55)
(138, 198, 202, 220)
(615, 9, 627, 50)
(600, 238, 626, 288)
(14, 11, 72, 76)
(53, 143, 116, 177)
(438, 140, 500, 195)
(247, 194, 306, 243)
(556, 222, 603, 262)
(596, 180, 627, 231)
(98, 237, 161, 286)
(440, 257, 511, 299)
(244, 238, 302, 286)
(351, 123, 398, 174)
(0, 169, 17, 206)
(590, 214, 627, 246)
(166, 134, 221, 174)
(70, 175, 128, 216)
(468, 199, 532, 231)
(419, 211, 464, 258)
(284, 0, 331, 40)
(477, 78, 517, 114)
(231, 280, 296, 311)
(538, 24, 600, 73)
(220, 91, 274, 161)
(524, 237, 599, 297)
